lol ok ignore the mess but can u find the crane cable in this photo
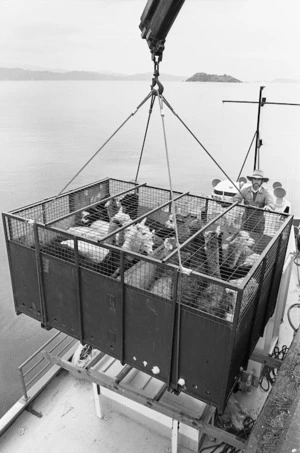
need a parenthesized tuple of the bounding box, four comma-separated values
(157, 93, 184, 272)
(30, 91, 153, 223)
(135, 92, 157, 183)
(161, 95, 245, 200)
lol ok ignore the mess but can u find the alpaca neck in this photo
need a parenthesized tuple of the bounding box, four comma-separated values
(206, 240, 221, 278)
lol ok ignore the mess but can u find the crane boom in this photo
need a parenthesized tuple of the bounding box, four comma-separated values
(139, 0, 185, 61)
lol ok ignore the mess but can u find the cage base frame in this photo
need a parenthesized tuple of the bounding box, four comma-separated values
(43, 348, 246, 451)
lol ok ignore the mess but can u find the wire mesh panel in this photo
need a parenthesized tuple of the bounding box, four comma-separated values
(2, 178, 293, 411)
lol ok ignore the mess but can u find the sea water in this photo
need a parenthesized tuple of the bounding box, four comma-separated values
(0, 80, 299, 416)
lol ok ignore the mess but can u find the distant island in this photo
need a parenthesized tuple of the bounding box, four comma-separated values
(0, 67, 186, 82)
(2, 67, 298, 83)
(186, 72, 242, 83)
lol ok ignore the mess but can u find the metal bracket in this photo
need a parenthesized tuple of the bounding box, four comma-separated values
(26, 405, 43, 418)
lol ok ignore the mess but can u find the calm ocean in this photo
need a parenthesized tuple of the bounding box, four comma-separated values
(0, 80, 299, 416)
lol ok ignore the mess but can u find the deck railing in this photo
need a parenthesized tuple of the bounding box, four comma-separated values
(18, 331, 77, 400)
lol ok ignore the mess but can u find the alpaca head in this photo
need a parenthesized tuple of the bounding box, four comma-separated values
(81, 211, 90, 224)
(105, 198, 121, 219)
(164, 237, 176, 252)
(111, 209, 131, 226)
(122, 220, 155, 255)
(204, 230, 219, 254)
(239, 230, 255, 247)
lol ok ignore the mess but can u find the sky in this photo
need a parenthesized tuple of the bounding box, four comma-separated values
(1, 0, 300, 82)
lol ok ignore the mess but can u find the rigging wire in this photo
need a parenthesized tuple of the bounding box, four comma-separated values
(135, 92, 156, 183)
(157, 92, 186, 394)
(161, 95, 245, 199)
(157, 93, 183, 272)
(31, 91, 153, 223)
(236, 131, 257, 181)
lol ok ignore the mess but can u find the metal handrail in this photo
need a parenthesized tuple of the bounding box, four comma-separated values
(18, 331, 77, 400)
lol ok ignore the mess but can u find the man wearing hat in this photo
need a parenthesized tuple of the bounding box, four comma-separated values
(233, 169, 275, 234)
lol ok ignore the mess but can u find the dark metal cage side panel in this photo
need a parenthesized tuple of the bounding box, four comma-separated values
(80, 270, 124, 358)
(123, 286, 176, 381)
(7, 242, 42, 321)
(264, 222, 292, 323)
(41, 255, 81, 338)
(171, 306, 235, 411)
(225, 300, 258, 399)
(249, 221, 293, 352)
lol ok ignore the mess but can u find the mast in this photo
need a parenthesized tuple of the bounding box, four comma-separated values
(254, 86, 265, 171)
(223, 89, 300, 174)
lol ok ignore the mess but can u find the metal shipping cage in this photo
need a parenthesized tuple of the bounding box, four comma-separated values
(2, 177, 293, 411)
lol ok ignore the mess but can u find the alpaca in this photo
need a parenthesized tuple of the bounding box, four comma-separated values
(122, 218, 155, 256)
(145, 218, 177, 240)
(197, 230, 232, 318)
(229, 277, 259, 314)
(148, 242, 201, 303)
(66, 225, 107, 242)
(105, 197, 120, 219)
(104, 210, 132, 246)
(241, 253, 260, 268)
(81, 197, 120, 226)
(222, 230, 255, 269)
(60, 239, 109, 263)
(81, 203, 109, 225)
(62, 209, 131, 263)
(122, 238, 175, 290)
(149, 276, 173, 299)
(120, 193, 139, 219)
(165, 213, 202, 243)
(204, 231, 222, 278)
(185, 230, 207, 274)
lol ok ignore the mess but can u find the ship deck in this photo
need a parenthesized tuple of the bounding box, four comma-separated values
(0, 367, 198, 453)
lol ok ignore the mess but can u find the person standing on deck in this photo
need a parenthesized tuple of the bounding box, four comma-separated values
(233, 169, 275, 234)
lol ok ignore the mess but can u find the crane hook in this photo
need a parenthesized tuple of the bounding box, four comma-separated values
(151, 55, 164, 95)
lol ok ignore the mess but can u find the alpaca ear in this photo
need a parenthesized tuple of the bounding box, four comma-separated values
(140, 218, 146, 226)
(215, 225, 221, 235)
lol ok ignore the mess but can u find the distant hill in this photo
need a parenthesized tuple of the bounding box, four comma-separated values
(272, 78, 300, 84)
(186, 72, 242, 83)
(0, 67, 186, 82)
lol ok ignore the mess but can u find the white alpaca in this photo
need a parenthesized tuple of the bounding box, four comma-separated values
(61, 239, 109, 263)
(67, 222, 109, 242)
(122, 218, 155, 255)
(122, 238, 175, 290)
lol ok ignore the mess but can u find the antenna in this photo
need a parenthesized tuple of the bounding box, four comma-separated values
(223, 87, 300, 173)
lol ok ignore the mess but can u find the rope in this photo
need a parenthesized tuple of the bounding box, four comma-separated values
(135, 92, 156, 183)
(31, 91, 153, 223)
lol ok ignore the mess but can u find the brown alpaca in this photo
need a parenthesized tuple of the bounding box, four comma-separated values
(198, 230, 231, 318)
